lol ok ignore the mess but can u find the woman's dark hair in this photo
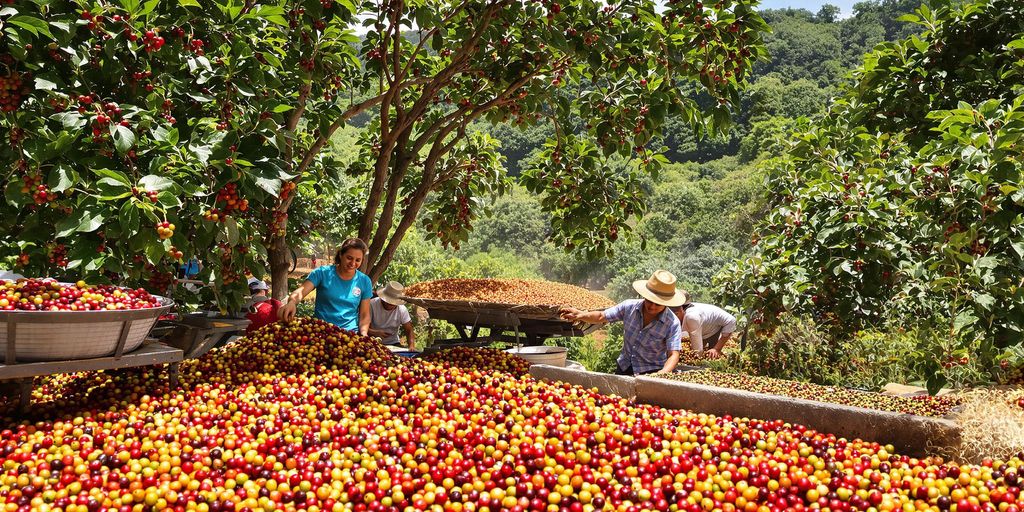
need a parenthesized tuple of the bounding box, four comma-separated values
(671, 303, 695, 313)
(334, 238, 369, 264)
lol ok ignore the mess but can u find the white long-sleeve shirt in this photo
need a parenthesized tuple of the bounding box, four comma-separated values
(680, 303, 737, 352)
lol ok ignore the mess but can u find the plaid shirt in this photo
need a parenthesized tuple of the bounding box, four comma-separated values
(604, 299, 682, 374)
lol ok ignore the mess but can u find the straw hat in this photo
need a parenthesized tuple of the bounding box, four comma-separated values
(376, 281, 406, 306)
(632, 270, 688, 307)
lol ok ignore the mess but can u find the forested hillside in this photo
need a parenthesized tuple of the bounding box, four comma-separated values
(354, 0, 921, 302)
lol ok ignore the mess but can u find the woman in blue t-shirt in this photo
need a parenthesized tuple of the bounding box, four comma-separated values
(278, 238, 372, 334)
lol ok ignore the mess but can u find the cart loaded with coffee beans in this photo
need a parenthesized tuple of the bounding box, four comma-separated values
(401, 278, 613, 352)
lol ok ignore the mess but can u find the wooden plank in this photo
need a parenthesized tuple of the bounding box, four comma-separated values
(0, 342, 183, 381)
(426, 308, 595, 337)
(185, 333, 229, 359)
(180, 315, 249, 330)
(113, 320, 133, 359)
(5, 321, 15, 365)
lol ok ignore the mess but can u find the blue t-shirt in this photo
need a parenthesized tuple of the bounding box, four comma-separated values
(306, 265, 372, 331)
(183, 258, 200, 277)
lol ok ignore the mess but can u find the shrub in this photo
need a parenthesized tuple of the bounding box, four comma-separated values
(726, 315, 849, 385)
(593, 325, 625, 374)
(719, 0, 1024, 385)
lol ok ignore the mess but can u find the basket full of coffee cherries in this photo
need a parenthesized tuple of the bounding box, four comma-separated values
(0, 278, 173, 362)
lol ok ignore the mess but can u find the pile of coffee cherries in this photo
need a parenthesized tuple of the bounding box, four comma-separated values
(422, 347, 533, 377)
(659, 369, 964, 418)
(0, 318, 1021, 512)
(0, 279, 162, 311)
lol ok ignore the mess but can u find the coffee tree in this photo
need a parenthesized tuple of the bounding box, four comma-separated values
(333, 0, 768, 284)
(718, 0, 1024, 390)
(0, 0, 357, 307)
(1, 0, 768, 306)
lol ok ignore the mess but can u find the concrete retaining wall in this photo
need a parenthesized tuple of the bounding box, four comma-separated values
(530, 364, 636, 400)
(529, 364, 960, 457)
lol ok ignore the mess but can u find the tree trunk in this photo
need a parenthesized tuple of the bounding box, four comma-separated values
(268, 236, 291, 301)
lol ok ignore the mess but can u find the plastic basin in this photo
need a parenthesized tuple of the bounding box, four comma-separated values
(506, 346, 568, 367)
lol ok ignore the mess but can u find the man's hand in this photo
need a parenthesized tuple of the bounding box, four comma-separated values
(559, 307, 583, 322)
(705, 348, 722, 359)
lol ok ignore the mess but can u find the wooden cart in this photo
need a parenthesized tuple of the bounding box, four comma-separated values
(162, 314, 250, 359)
(402, 296, 602, 351)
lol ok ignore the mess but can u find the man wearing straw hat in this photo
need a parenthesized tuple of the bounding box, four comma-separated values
(560, 270, 686, 375)
(369, 281, 416, 350)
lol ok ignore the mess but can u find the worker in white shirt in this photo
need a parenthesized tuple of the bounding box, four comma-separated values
(672, 302, 737, 359)
(368, 281, 415, 350)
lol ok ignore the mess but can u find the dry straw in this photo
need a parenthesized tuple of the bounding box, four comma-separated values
(936, 388, 1024, 463)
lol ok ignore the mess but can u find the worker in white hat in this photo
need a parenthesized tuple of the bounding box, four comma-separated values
(560, 270, 686, 375)
(244, 277, 281, 335)
(369, 281, 415, 350)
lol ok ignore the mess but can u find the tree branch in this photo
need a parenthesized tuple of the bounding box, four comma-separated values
(365, 55, 561, 269)
(366, 125, 415, 259)
(279, 81, 312, 168)
(391, 0, 402, 85)
(369, 124, 467, 278)
(395, 0, 508, 137)
(397, 0, 473, 79)
(358, 0, 505, 245)
(291, 91, 393, 179)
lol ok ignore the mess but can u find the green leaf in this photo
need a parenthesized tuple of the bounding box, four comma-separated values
(139, 175, 174, 191)
(36, 132, 79, 161)
(151, 125, 179, 145)
(272, 104, 294, 113)
(254, 176, 281, 196)
(975, 293, 996, 310)
(7, 15, 52, 38)
(93, 168, 132, 186)
(1011, 241, 1024, 258)
(120, 201, 140, 234)
(138, 0, 160, 16)
(48, 165, 78, 192)
(4, 180, 28, 206)
(55, 208, 104, 237)
(186, 92, 214, 103)
(224, 216, 239, 245)
(249, 5, 287, 25)
(189, 142, 213, 164)
(952, 310, 979, 334)
(51, 111, 87, 130)
(119, 0, 141, 12)
(110, 124, 136, 153)
(84, 255, 105, 272)
(925, 373, 947, 396)
(156, 190, 182, 207)
(34, 75, 59, 90)
(178, 0, 201, 7)
(144, 236, 166, 264)
(49, 21, 71, 34)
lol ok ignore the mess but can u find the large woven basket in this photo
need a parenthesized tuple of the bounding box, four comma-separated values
(0, 296, 174, 362)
